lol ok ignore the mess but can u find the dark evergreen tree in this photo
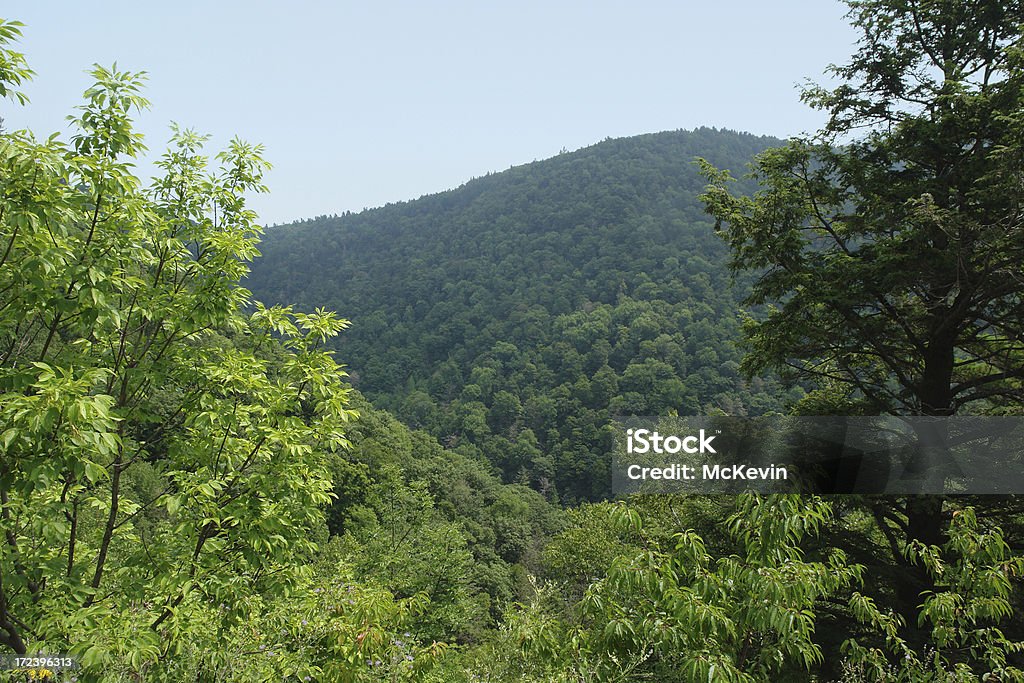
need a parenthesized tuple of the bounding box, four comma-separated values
(700, 0, 1024, 665)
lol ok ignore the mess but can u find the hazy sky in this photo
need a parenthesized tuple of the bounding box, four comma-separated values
(4, 2, 858, 225)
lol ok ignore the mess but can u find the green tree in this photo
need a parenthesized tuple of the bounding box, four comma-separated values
(842, 508, 1024, 682)
(701, 0, 1024, 642)
(0, 22, 356, 671)
(700, 0, 1024, 421)
(339, 465, 487, 642)
(500, 496, 862, 682)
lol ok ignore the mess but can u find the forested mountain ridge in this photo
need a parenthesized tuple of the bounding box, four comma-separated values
(247, 128, 800, 501)
(5, 0, 1024, 677)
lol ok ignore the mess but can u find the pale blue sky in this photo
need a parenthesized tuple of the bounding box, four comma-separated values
(4, 2, 857, 225)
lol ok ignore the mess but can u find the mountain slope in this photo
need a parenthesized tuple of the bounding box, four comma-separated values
(247, 127, 798, 501)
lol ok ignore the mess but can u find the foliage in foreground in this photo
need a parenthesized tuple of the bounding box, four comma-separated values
(3, 1, 1024, 680)
(698, 0, 1024, 665)
(461, 498, 1023, 683)
(0, 17, 366, 674)
(0, 20, 556, 681)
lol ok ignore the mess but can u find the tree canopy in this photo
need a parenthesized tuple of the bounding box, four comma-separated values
(0, 18, 358, 666)
(2, 3, 1024, 680)
(701, 0, 1024, 418)
(699, 0, 1024, 665)
(247, 128, 795, 502)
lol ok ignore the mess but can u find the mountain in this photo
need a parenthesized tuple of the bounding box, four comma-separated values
(246, 127, 799, 502)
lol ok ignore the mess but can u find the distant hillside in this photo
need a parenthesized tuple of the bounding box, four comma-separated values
(247, 127, 800, 501)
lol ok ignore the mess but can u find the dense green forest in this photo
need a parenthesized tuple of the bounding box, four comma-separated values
(2, 0, 1024, 681)
(247, 127, 799, 502)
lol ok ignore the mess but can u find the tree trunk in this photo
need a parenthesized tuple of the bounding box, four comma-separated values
(896, 332, 955, 648)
